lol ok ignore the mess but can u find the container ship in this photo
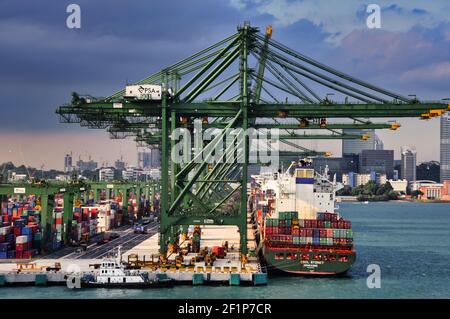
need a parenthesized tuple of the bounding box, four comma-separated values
(250, 160, 355, 275)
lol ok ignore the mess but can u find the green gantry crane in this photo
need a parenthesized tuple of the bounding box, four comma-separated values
(0, 181, 89, 249)
(56, 23, 449, 263)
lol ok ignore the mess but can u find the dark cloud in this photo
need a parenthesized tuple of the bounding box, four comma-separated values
(0, 0, 448, 133)
(0, 0, 246, 131)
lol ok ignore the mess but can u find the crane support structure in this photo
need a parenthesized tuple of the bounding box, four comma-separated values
(0, 182, 88, 249)
(56, 23, 449, 261)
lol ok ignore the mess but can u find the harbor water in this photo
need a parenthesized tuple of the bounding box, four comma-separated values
(1, 202, 450, 299)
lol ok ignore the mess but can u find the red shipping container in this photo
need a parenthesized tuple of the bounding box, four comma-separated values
(318, 221, 325, 228)
(319, 229, 327, 237)
(326, 229, 333, 237)
(306, 229, 313, 237)
(345, 221, 351, 229)
(338, 221, 344, 229)
(299, 229, 306, 237)
(311, 220, 318, 228)
(332, 222, 338, 228)
(16, 251, 23, 259)
(13, 227, 21, 236)
(331, 214, 338, 222)
(0, 235, 5, 242)
(23, 250, 32, 259)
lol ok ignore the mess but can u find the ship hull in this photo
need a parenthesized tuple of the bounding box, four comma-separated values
(81, 279, 174, 289)
(263, 245, 356, 275)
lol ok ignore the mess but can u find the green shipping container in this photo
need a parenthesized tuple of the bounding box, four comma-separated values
(320, 238, 327, 245)
(324, 221, 331, 228)
(333, 229, 340, 238)
(346, 230, 353, 238)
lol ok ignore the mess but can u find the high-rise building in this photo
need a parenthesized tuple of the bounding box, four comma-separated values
(138, 148, 161, 169)
(150, 148, 162, 168)
(99, 168, 115, 182)
(114, 159, 126, 171)
(64, 153, 73, 173)
(375, 134, 384, 150)
(122, 168, 136, 181)
(359, 150, 394, 179)
(401, 146, 417, 182)
(342, 172, 387, 187)
(76, 159, 98, 171)
(137, 148, 151, 169)
(441, 113, 450, 182)
(342, 129, 376, 155)
(312, 155, 359, 182)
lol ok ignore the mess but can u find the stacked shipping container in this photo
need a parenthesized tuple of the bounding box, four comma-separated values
(265, 211, 353, 248)
(0, 197, 42, 259)
(70, 201, 122, 243)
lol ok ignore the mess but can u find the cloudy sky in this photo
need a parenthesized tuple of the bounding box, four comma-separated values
(0, 0, 449, 169)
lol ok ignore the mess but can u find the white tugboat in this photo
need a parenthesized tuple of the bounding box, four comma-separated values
(81, 246, 173, 288)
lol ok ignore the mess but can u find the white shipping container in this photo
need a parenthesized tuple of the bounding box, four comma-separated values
(16, 235, 28, 244)
(124, 84, 162, 100)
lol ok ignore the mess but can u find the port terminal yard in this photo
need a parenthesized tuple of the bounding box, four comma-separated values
(0, 217, 266, 287)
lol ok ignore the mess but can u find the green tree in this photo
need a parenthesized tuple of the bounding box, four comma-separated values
(411, 190, 424, 198)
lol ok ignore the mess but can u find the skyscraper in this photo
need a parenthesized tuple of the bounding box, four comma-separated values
(342, 129, 376, 155)
(375, 134, 384, 150)
(150, 148, 162, 168)
(138, 148, 161, 169)
(359, 150, 394, 179)
(401, 146, 417, 182)
(114, 158, 126, 170)
(137, 148, 152, 169)
(64, 153, 73, 173)
(441, 113, 450, 182)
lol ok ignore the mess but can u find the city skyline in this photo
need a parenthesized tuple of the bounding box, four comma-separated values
(0, 122, 445, 171)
